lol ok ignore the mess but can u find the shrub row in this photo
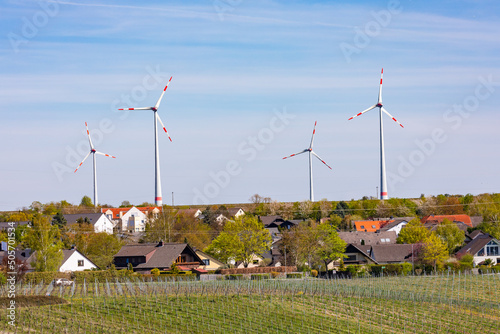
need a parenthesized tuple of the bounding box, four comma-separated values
(367, 263, 413, 276)
(250, 274, 270, 280)
(219, 266, 296, 275)
(286, 273, 303, 279)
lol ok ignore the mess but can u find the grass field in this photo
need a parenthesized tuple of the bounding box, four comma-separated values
(1, 272, 499, 333)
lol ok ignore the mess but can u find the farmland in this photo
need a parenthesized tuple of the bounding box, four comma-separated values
(1, 272, 499, 333)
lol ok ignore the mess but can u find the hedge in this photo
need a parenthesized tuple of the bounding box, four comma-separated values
(219, 266, 296, 275)
(286, 273, 303, 279)
(225, 274, 244, 280)
(367, 263, 413, 276)
(250, 274, 270, 280)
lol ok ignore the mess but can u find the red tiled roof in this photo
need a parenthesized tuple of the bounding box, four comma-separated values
(421, 214, 473, 228)
(354, 220, 391, 232)
(101, 206, 162, 217)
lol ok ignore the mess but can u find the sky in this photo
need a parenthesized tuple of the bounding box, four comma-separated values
(1, 0, 500, 210)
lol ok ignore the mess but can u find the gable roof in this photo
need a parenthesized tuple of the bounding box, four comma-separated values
(227, 207, 245, 216)
(469, 230, 484, 240)
(259, 215, 283, 226)
(421, 214, 473, 228)
(176, 208, 202, 217)
(195, 250, 225, 267)
(114, 242, 203, 269)
(456, 234, 496, 258)
(101, 206, 161, 218)
(354, 220, 390, 232)
(370, 244, 414, 263)
(338, 231, 397, 246)
(24, 248, 98, 271)
(344, 244, 378, 264)
(64, 213, 106, 226)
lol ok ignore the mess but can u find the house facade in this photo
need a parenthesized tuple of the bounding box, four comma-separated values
(102, 206, 161, 233)
(113, 241, 204, 274)
(24, 248, 98, 272)
(64, 213, 114, 234)
(195, 250, 224, 271)
(456, 233, 500, 265)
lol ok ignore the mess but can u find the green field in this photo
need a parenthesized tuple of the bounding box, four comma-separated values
(1, 273, 499, 333)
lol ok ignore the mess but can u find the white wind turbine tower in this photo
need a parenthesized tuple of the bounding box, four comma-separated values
(118, 77, 173, 206)
(283, 121, 332, 202)
(348, 68, 404, 200)
(74, 122, 116, 207)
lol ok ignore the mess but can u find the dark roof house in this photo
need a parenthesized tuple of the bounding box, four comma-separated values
(370, 244, 415, 264)
(113, 241, 204, 273)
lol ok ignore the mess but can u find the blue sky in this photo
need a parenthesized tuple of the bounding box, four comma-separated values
(1, 0, 500, 210)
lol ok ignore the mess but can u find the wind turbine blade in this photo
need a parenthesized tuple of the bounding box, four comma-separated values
(348, 104, 377, 121)
(282, 149, 308, 160)
(95, 151, 116, 159)
(309, 121, 317, 148)
(156, 113, 172, 142)
(154, 76, 173, 110)
(85, 122, 94, 150)
(74, 151, 91, 173)
(118, 107, 151, 111)
(381, 107, 404, 128)
(378, 68, 383, 104)
(311, 151, 332, 169)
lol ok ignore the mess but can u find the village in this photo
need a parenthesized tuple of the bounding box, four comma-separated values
(1, 193, 499, 283)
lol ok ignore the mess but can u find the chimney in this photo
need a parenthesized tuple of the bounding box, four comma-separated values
(157, 240, 164, 247)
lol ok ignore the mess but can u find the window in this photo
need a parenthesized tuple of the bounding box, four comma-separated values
(176, 256, 186, 263)
(478, 248, 485, 256)
(346, 254, 357, 261)
(372, 225, 376, 229)
(360, 225, 365, 229)
(78, 260, 84, 267)
(203, 259, 210, 265)
(252, 260, 259, 264)
(486, 243, 499, 256)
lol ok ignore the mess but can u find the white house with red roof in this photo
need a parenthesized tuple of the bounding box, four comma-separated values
(101, 206, 161, 233)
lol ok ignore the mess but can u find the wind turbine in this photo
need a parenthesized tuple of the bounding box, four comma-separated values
(118, 77, 173, 206)
(283, 121, 332, 202)
(348, 68, 404, 200)
(74, 122, 116, 207)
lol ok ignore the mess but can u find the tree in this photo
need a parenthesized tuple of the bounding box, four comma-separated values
(52, 211, 67, 229)
(143, 209, 177, 243)
(85, 233, 124, 269)
(205, 216, 271, 267)
(316, 223, 347, 270)
(174, 213, 213, 250)
(333, 201, 350, 218)
(26, 215, 63, 272)
(120, 200, 132, 208)
(80, 196, 93, 207)
(435, 219, 465, 254)
(420, 233, 448, 272)
(397, 218, 430, 244)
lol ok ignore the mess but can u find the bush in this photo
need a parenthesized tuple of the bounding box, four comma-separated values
(24, 272, 67, 284)
(286, 273, 303, 279)
(346, 265, 360, 276)
(310, 270, 318, 277)
(270, 271, 280, 279)
(151, 268, 160, 276)
(0, 272, 6, 284)
(251, 274, 270, 280)
(225, 274, 244, 280)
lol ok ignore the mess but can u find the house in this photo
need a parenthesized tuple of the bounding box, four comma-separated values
(64, 213, 114, 234)
(259, 215, 301, 230)
(227, 207, 245, 219)
(455, 233, 500, 266)
(338, 231, 397, 246)
(195, 250, 224, 271)
(0, 221, 30, 231)
(101, 206, 161, 233)
(328, 244, 377, 269)
(24, 248, 98, 272)
(370, 244, 415, 264)
(176, 208, 203, 219)
(355, 217, 414, 234)
(233, 254, 266, 268)
(354, 220, 390, 232)
(113, 241, 204, 274)
(421, 214, 475, 228)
